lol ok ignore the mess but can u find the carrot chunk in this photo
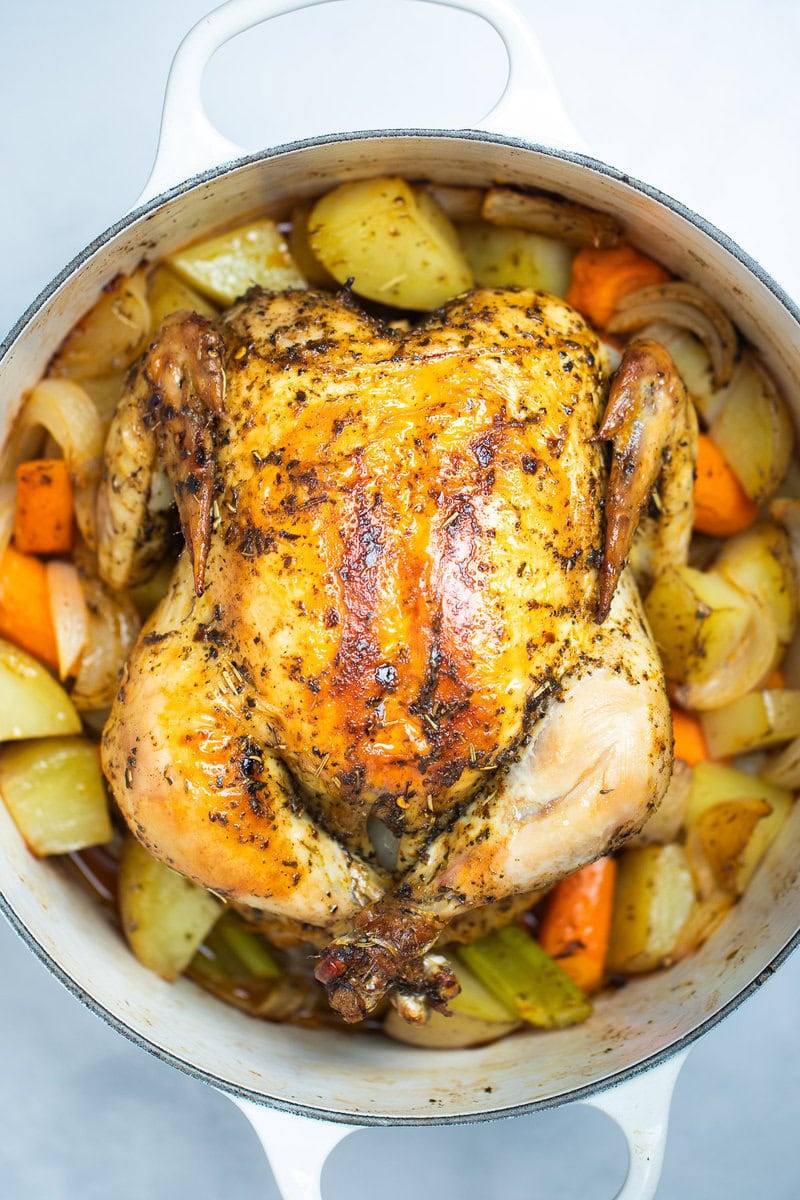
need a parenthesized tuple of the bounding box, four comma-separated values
(693, 432, 758, 536)
(565, 244, 670, 329)
(671, 706, 709, 766)
(0, 545, 59, 668)
(537, 857, 617, 994)
(14, 459, 74, 555)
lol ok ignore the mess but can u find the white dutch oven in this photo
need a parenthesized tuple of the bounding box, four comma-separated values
(1, 2, 799, 1197)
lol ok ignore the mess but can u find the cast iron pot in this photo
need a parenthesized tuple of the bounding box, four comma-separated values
(1, 2, 799, 1197)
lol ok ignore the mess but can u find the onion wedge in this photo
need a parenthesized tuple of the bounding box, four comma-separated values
(46, 560, 89, 681)
(607, 281, 737, 387)
(482, 186, 621, 248)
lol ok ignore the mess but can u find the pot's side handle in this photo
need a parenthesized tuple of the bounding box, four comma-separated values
(137, 0, 585, 207)
(228, 1049, 687, 1200)
(580, 1049, 689, 1200)
(230, 1098, 357, 1200)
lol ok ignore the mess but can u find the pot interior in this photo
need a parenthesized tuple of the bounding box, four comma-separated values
(1, 132, 799, 1123)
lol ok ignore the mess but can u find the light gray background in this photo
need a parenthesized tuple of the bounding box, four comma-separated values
(2, 1, 799, 1196)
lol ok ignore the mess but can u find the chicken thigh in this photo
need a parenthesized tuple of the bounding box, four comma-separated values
(100, 286, 685, 1022)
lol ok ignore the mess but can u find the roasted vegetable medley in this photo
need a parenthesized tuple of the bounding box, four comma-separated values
(0, 176, 797, 1047)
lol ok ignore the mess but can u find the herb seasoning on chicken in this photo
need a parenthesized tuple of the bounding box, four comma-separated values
(99, 284, 686, 1023)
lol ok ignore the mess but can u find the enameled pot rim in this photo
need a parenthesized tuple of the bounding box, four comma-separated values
(1, 126, 798, 1125)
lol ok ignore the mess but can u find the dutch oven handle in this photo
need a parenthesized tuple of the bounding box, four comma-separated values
(137, 0, 585, 205)
(229, 1049, 688, 1199)
(143, 2, 680, 1196)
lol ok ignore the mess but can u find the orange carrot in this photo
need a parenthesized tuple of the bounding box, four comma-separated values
(566, 244, 670, 328)
(13, 459, 74, 555)
(693, 433, 758, 536)
(537, 857, 617, 994)
(0, 544, 59, 669)
(671, 706, 709, 766)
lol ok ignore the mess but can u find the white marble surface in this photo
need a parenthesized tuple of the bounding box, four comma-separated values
(2, 1, 800, 1196)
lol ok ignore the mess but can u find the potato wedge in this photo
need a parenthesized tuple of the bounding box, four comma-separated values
(714, 520, 797, 645)
(118, 836, 223, 981)
(308, 177, 473, 310)
(701, 689, 800, 757)
(607, 844, 696, 974)
(458, 222, 574, 296)
(708, 354, 794, 504)
(685, 762, 792, 892)
(685, 798, 772, 897)
(167, 219, 305, 306)
(0, 638, 81, 741)
(146, 263, 218, 328)
(644, 565, 777, 709)
(0, 735, 111, 855)
(287, 204, 337, 288)
(48, 267, 150, 380)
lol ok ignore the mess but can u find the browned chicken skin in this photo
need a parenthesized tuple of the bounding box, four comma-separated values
(100, 286, 687, 1023)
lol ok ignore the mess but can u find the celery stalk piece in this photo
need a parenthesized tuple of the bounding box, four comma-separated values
(457, 925, 592, 1028)
(219, 922, 282, 980)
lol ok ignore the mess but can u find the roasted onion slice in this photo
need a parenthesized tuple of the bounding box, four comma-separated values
(607, 281, 737, 387)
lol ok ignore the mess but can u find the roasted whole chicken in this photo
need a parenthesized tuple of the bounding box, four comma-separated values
(99, 285, 696, 1023)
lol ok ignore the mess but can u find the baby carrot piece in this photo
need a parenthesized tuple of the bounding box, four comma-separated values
(537, 857, 617, 994)
(671, 706, 709, 766)
(693, 432, 758, 536)
(0, 544, 59, 669)
(14, 459, 74, 555)
(566, 244, 670, 328)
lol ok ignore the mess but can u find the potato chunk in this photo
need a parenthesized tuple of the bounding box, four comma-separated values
(458, 222, 574, 296)
(644, 565, 777, 709)
(701, 689, 800, 757)
(0, 638, 81, 741)
(714, 520, 797, 645)
(308, 177, 473, 310)
(48, 268, 150, 381)
(0, 736, 111, 855)
(685, 762, 792, 893)
(607, 844, 696, 974)
(118, 836, 223, 981)
(708, 354, 794, 504)
(167, 219, 305, 306)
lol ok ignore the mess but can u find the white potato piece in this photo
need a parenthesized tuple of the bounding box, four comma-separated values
(685, 798, 773, 898)
(48, 268, 150, 381)
(644, 565, 778, 709)
(0, 735, 112, 855)
(458, 222, 574, 297)
(308, 177, 473, 310)
(168, 219, 306, 306)
(701, 689, 800, 757)
(708, 354, 794, 504)
(287, 204, 337, 288)
(146, 263, 218, 328)
(714, 520, 797, 645)
(607, 844, 697, 974)
(118, 836, 223, 982)
(0, 638, 81, 741)
(686, 761, 792, 893)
